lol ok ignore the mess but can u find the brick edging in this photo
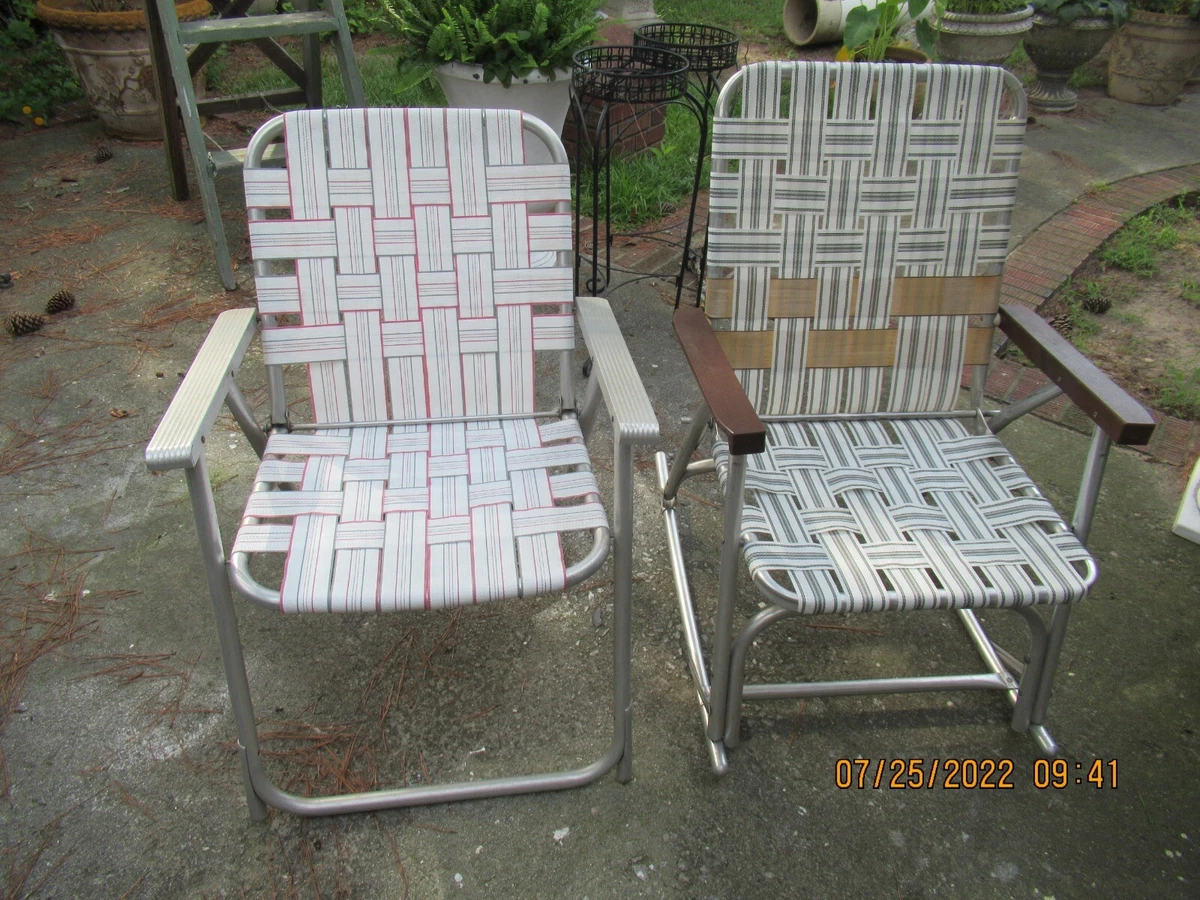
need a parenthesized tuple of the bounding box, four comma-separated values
(993, 163, 1200, 467)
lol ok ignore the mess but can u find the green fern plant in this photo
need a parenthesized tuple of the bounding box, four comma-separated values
(382, 0, 602, 86)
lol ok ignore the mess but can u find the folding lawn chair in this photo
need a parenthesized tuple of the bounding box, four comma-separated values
(145, 107, 658, 818)
(657, 62, 1155, 772)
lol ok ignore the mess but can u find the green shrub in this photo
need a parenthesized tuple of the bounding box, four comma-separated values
(0, 0, 81, 125)
(382, 0, 602, 85)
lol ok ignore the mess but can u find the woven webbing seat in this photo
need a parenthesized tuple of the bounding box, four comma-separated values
(658, 61, 1155, 773)
(713, 419, 1092, 615)
(233, 420, 605, 612)
(146, 107, 658, 818)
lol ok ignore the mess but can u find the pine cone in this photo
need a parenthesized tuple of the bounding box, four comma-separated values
(1047, 312, 1073, 337)
(1081, 293, 1111, 314)
(6, 313, 45, 336)
(46, 289, 76, 315)
(94, 145, 113, 163)
(0, 272, 12, 289)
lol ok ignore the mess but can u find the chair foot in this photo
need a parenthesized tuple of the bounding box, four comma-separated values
(239, 745, 270, 823)
(1028, 723, 1058, 758)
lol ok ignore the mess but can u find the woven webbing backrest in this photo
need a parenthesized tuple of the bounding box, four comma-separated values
(243, 108, 575, 424)
(707, 62, 1026, 416)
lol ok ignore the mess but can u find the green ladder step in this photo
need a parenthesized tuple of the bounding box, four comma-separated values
(178, 11, 340, 43)
(211, 143, 286, 171)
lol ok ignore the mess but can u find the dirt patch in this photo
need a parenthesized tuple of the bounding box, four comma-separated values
(1034, 194, 1200, 420)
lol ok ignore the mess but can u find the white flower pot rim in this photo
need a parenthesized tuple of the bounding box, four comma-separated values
(436, 61, 571, 86)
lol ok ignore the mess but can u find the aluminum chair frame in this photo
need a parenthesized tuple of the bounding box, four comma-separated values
(146, 110, 658, 819)
(657, 62, 1156, 773)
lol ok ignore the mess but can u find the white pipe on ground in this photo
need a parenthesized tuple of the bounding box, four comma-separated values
(783, 0, 933, 48)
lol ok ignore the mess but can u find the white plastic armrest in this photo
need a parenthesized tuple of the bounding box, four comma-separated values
(576, 296, 659, 446)
(145, 308, 258, 472)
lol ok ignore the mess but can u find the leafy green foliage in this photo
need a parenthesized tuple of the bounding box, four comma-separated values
(0, 0, 81, 125)
(205, 42, 442, 107)
(944, 0, 1028, 13)
(842, 0, 938, 60)
(1030, 0, 1128, 24)
(1158, 360, 1200, 418)
(1099, 201, 1190, 275)
(1180, 278, 1200, 305)
(1132, 0, 1200, 18)
(574, 106, 707, 231)
(655, 0, 785, 42)
(342, 0, 391, 34)
(382, 0, 601, 85)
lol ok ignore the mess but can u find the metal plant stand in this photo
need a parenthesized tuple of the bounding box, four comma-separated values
(572, 24, 737, 307)
(634, 23, 739, 306)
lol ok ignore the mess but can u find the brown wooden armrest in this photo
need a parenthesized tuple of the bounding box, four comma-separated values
(674, 306, 766, 455)
(998, 303, 1156, 446)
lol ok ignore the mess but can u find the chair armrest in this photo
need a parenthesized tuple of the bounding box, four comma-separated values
(575, 296, 659, 446)
(145, 308, 258, 471)
(998, 303, 1156, 446)
(673, 306, 765, 456)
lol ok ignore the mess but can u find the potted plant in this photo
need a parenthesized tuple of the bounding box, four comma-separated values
(934, 0, 1034, 63)
(839, 0, 938, 60)
(1107, 0, 1200, 105)
(1024, 0, 1128, 110)
(382, 0, 601, 141)
(34, 0, 210, 140)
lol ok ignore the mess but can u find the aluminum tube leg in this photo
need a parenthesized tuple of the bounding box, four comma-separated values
(1028, 426, 1111, 744)
(655, 452, 727, 774)
(663, 402, 711, 504)
(579, 373, 602, 442)
(225, 383, 267, 459)
(266, 363, 287, 430)
(724, 605, 793, 749)
(185, 457, 269, 822)
(1009, 607, 1049, 733)
(1070, 425, 1111, 546)
(613, 436, 635, 782)
(989, 382, 1064, 434)
(707, 453, 748, 744)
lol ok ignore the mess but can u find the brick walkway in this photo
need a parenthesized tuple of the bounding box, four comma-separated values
(597, 164, 1200, 467)
(991, 164, 1200, 467)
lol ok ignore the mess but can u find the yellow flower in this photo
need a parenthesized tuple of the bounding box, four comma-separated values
(34, 116, 45, 127)
(22, 105, 32, 115)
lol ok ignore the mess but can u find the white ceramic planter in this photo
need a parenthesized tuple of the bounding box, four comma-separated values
(783, 0, 933, 47)
(434, 62, 572, 165)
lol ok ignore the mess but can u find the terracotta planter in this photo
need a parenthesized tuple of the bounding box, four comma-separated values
(1107, 9, 1200, 105)
(35, 0, 210, 140)
(1024, 14, 1116, 112)
(935, 6, 1034, 64)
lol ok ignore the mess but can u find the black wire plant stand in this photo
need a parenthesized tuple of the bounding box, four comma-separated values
(571, 24, 738, 308)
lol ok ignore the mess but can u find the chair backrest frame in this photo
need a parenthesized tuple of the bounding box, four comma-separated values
(707, 62, 1028, 418)
(242, 108, 577, 432)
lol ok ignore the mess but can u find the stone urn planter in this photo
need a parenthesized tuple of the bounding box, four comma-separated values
(935, 4, 1035, 64)
(1025, 13, 1118, 111)
(1108, 8, 1200, 105)
(35, 0, 211, 140)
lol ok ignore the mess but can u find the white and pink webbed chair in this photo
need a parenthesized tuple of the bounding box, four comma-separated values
(146, 107, 657, 818)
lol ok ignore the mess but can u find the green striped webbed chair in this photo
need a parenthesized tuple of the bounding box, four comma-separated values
(658, 61, 1155, 772)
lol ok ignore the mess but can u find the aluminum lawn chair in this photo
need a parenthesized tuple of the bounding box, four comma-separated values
(145, 108, 658, 818)
(657, 62, 1155, 772)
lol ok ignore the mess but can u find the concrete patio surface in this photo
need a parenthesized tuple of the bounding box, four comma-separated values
(1, 85, 1198, 899)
